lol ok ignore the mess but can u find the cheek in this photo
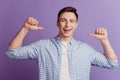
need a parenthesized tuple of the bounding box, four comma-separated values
(74, 24, 78, 29)
(72, 24, 77, 29)
(57, 22, 64, 28)
(59, 24, 65, 29)
(58, 25, 64, 31)
(72, 27, 77, 32)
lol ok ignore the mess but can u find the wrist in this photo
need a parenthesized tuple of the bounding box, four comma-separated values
(21, 26, 30, 34)
(22, 25, 30, 31)
(99, 38, 109, 43)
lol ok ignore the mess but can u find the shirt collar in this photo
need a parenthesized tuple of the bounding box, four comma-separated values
(54, 35, 76, 46)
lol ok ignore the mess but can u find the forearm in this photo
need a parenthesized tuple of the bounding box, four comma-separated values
(9, 17, 43, 49)
(100, 38, 117, 60)
(9, 26, 29, 49)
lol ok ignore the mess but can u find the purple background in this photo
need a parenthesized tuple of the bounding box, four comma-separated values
(0, 0, 120, 80)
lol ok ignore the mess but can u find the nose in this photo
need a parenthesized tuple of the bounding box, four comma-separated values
(66, 21, 70, 27)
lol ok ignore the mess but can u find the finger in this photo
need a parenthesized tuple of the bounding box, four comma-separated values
(35, 26, 44, 30)
(89, 33, 101, 38)
(31, 18, 37, 25)
(98, 28, 102, 34)
(27, 17, 33, 25)
(101, 28, 105, 35)
(27, 17, 37, 25)
(103, 28, 107, 36)
(30, 18, 34, 25)
(32, 19, 37, 25)
(88, 33, 97, 38)
(27, 17, 30, 24)
(99, 28, 102, 34)
(96, 28, 103, 34)
(34, 20, 39, 26)
(95, 28, 99, 34)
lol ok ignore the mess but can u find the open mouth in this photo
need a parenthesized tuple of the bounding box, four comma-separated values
(63, 28, 72, 33)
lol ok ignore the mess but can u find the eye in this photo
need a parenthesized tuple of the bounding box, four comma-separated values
(70, 19, 76, 23)
(59, 18, 67, 22)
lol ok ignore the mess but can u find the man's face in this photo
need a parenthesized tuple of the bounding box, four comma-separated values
(57, 12, 78, 38)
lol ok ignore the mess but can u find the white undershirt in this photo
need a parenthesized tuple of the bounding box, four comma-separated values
(60, 41, 70, 80)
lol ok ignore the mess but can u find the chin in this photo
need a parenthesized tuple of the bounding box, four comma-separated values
(63, 34, 72, 38)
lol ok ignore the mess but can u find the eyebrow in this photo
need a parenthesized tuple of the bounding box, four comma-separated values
(59, 18, 76, 21)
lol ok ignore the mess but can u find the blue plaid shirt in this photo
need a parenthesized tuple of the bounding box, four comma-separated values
(7, 36, 118, 80)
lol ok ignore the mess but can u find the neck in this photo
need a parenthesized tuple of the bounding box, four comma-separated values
(59, 34, 72, 42)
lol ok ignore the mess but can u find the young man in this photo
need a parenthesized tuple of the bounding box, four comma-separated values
(7, 7, 118, 80)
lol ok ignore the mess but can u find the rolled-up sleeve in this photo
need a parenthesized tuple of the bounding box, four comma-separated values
(90, 49, 118, 68)
(82, 43, 119, 69)
(106, 58, 118, 68)
(6, 40, 42, 59)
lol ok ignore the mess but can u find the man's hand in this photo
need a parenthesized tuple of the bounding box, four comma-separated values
(23, 17, 44, 30)
(9, 17, 44, 49)
(89, 28, 108, 40)
(89, 27, 117, 60)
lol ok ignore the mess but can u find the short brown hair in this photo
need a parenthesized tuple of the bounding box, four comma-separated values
(57, 6, 78, 21)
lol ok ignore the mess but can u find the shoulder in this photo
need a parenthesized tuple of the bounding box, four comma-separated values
(29, 38, 53, 47)
(74, 39, 94, 50)
(37, 38, 53, 44)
